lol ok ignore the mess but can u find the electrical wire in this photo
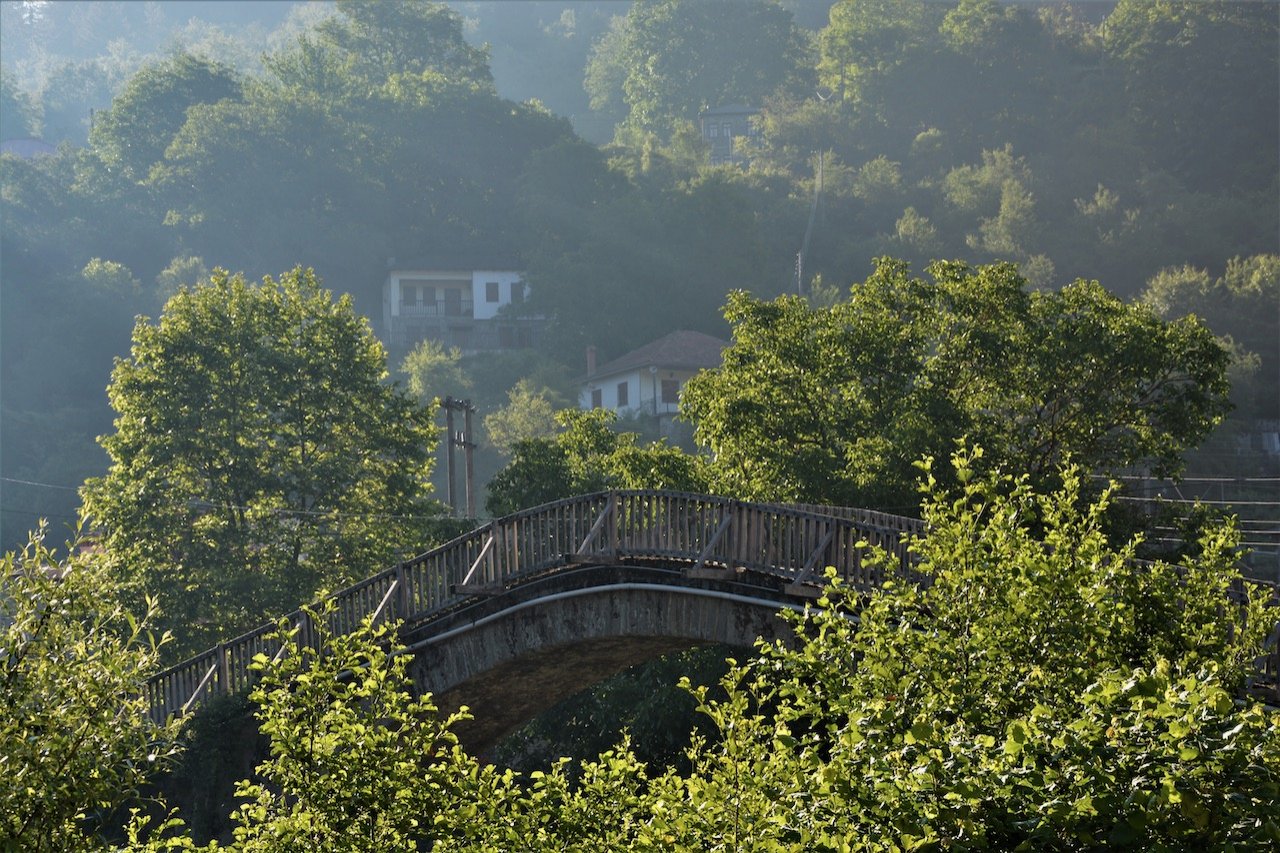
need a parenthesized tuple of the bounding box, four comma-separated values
(0, 476, 81, 491)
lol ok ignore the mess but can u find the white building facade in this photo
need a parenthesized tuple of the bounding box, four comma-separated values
(382, 268, 537, 351)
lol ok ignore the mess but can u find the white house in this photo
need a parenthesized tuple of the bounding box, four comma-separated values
(382, 267, 538, 352)
(579, 330, 727, 421)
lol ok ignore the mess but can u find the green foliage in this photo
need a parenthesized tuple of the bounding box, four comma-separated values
(82, 268, 437, 657)
(266, 0, 491, 97)
(1, 526, 180, 852)
(1, 68, 38, 137)
(155, 256, 211, 302)
(399, 339, 470, 412)
(1103, 0, 1279, 192)
(227, 605, 481, 850)
(658, 451, 1279, 849)
(484, 379, 561, 454)
(486, 409, 708, 516)
(524, 165, 786, 360)
(587, 0, 810, 138)
(1142, 254, 1279, 420)
(124, 454, 1280, 850)
(818, 0, 940, 94)
(127, 602, 520, 852)
(89, 52, 242, 182)
(683, 258, 1232, 510)
(81, 257, 141, 298)
(34, 58, 125, 145)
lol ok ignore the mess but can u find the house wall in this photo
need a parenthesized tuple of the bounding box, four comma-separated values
(470, 270, 525, 320)
(580, 367, 702, 417)
(382, 269, 531, 351)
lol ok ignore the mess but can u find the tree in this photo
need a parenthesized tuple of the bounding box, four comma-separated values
(220, 606, 489, 850)
(817, 0, 939, 99)
(585, 0, 810, 137)
(124, 454, 1280, 850)
(399, 338, 470, 411)
(90, 52, 241, 182)
(82, 268, 437, 656)
(35, 58, 123, 145)
(127, 601, 522, 852)
(1, 526, 180, 852)
(643, 451, 1279, 849)
(1103, 0, 1279, 193)
(1142, 255, 1279, 420)
(1, 69, 38, 138)
(485, 409, 707, 517)
(263, 0, 491, 98)
(484, 379, 561, 454)
(682, 258, 1231, 509)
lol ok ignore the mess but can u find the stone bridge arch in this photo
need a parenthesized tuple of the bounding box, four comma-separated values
(403, 564, 803, 753)
(146, 490, 1279, 727)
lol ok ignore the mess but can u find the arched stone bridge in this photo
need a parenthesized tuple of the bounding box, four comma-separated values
(147, 490, 1280, 749)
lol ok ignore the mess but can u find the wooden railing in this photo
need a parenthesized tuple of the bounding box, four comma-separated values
(145, 489, 1279, 721)
(146, 491, 924, 721)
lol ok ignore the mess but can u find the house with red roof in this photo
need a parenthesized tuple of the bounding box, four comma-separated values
(579, 330, 727, 424)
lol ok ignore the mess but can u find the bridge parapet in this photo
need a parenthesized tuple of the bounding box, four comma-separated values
(144, 490, 1278, 721)
(146, 491, 923, 721)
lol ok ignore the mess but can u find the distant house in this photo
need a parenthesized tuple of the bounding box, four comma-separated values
(699, 105, 759, 166)
(580, 330, 728, 423)
(382, 264, 541, 352)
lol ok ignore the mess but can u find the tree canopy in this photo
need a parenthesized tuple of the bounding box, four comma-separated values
(1, 527, 180, 852)
(682, 259, 1232, 510)
(585, 0, 811, 137)
(123, 451, 1279, 851)
(88, 52, 241, 182)
(485, 409, 707, 517)
(82, 268, 437, 656)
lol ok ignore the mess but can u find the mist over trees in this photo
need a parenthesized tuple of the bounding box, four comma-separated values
(3, 1, 1276, 554)
(2, 2, 1278, 848)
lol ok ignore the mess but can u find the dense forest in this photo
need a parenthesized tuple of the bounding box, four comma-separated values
(2, 0, 1280, 845)
(3, 1, 1279, 849)
(3, 0, 1276, 554)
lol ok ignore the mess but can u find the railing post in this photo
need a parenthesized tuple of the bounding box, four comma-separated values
(396, 562, 410, 621)
(607, 491, 619, 561)
(217, 641, 230, 697)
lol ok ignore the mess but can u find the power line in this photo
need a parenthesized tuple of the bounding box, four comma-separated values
(1094, 474, 1280, 484)
(1111, 495, 1280, 507)
(0, 476, 81, 491)
(0, 478, 454, 523)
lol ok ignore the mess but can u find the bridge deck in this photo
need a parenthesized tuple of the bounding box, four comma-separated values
(145, 490, 1279, 721)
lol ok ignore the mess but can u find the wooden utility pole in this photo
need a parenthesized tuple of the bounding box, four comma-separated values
(441, 397, 477, 518)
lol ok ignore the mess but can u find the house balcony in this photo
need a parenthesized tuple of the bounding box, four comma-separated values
(400, 298, 475, 319)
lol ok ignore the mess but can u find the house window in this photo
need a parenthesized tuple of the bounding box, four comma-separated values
(401, 284, 417, 306)
(616, 381, 629, 407)
(486, 281, 500, 303)
(660, 379, 679, 405)
(509, 281, 524, 303)
(444, 289, 463, 316)
(722, 122, 732, 137)
(709, 124, 719, 138)
(591, 388, 603, 409)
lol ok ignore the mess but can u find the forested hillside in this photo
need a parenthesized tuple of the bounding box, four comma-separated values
(3, 3, 1279, 849)
(2, 0, 1276, 553)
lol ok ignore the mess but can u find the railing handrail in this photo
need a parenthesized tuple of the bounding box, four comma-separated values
(143, 489, 1278, 721)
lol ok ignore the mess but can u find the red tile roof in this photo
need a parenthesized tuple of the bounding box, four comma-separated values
(591, 330, 727, 379)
